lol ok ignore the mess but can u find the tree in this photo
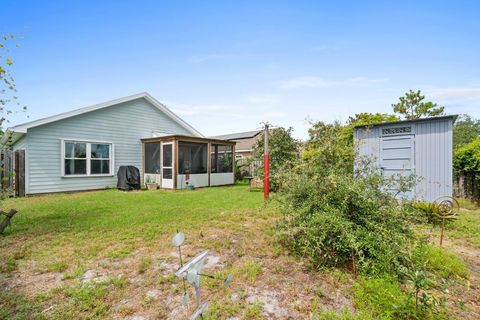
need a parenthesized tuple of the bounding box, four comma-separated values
(1, 34, 25, 132)
(0, 34, 24, 234)
(346, 112, 399, 127)
(453, 114, 480, 150)
(304, 120, 354, 174)
(344, 112, 399, 149)
(252, 127, 299, 190)
(392, 90, 444, 120)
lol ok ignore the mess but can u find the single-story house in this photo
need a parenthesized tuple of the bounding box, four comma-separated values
(354, 115, 457, 201)
(210, 130, 261, 159)
(1, 92, 235, 195)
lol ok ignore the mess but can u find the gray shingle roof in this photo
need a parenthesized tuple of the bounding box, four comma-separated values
(209, 130, 261, 140)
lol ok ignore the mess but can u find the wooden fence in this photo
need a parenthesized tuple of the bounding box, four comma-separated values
(236, 159, 262, 178)
(0, 150, 25, 197)
(454, 172, 480, 202)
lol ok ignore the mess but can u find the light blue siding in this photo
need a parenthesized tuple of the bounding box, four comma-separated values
(414, 118, 453, 201)
(24, 98, 193, 194)
(354, 126, 381, 169)
(354, 117, 454, 202)
(12, 136, 26, 150)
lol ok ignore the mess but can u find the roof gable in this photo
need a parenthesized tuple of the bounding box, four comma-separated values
(9, 92, 203, 137)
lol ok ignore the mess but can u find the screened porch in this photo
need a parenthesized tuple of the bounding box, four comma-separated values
(141, 135, 235, 189)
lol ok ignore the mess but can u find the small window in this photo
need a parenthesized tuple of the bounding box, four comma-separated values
(63, 141, 113, 176)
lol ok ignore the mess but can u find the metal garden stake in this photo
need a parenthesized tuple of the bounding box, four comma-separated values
(171, 232, 233, 319)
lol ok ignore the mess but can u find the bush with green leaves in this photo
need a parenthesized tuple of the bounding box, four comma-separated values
(453, 138, 480, 176)
(275, 159, 417, 276)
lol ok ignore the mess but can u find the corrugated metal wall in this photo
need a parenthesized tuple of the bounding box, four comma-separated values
(414, 118, 453, 201)
(24, 98, 193, 194)
(354, 117, 453, 202)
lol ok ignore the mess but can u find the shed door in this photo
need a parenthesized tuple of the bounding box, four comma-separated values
(381, 134, 415, 198)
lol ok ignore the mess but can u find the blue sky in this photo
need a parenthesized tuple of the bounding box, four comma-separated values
(3, 1, 480, 139)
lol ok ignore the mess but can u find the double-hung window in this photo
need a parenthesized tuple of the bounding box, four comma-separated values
(63, 141, 113, 176)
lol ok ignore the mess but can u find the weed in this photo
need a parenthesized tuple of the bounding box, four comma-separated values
(137, 256, 152, 274)
(47, 261, 68, 272)
(0, 255, 17, 272)
(157, 273, 176, 285)
(413, 244, 469, 280)
(242, 298, 263, 319)
(204, 299, 240, 319)
(353, 277, 416, 319)
(235, 259, 262, 284)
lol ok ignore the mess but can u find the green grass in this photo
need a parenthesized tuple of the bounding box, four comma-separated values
(450, 208, 480, 248)
(1, 188, 478, 319)
(0, 185, 264, 272)
(234, 259, 263, 285)
(413, 244, 469, 280)
(0, 185, 274, 319)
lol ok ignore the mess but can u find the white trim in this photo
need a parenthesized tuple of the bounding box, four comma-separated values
(61, 139, 114, 177)
(6, 92, 203, 137)
(161, 141, 174, 189)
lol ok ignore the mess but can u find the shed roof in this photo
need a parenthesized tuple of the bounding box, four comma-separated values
(353, 115, 458, 130)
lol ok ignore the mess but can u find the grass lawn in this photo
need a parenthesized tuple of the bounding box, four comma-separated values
(1, 186, 479, 319)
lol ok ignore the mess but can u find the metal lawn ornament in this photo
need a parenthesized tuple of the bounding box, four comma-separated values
(171, 232, 233, 319)
(434, 196, 460, 246)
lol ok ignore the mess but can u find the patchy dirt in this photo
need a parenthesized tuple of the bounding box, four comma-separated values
(441, 237, 480, 319)
(246, 289, 289, 318)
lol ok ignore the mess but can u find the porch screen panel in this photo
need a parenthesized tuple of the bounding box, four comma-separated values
(178, 142, 207, 174)
(211, 144, 233, 173)
(145, 142, 160, 174)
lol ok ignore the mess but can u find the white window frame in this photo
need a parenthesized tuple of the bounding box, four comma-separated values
(61, 139, 114, 177)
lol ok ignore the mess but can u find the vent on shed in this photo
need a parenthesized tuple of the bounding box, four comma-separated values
(382, 126, 412, 135)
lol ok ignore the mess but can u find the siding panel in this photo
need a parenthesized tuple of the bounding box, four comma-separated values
(25, 98, 193, 194)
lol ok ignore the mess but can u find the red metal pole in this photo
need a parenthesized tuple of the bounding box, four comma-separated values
(264, 154, 270, 199)
(263, 123, 270, 199)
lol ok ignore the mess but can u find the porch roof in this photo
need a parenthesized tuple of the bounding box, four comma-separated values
(141, 134, 236, 145)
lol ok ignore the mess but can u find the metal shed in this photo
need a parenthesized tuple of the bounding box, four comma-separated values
(354, 115, 457, 202)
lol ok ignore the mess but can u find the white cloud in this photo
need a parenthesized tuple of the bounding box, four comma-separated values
(278, 76, 387, 89)
(264, 111, 287, 118)
(245, 95, 281, 104)
(427, 87, 480, 101)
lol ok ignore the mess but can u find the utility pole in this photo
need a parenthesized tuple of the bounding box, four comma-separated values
(262, 122, 270, 200)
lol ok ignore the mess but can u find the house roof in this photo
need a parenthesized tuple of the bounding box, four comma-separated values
(2, 92, 203, 145)
(353, 115, 458, 129)
(209, 130, 261, 140)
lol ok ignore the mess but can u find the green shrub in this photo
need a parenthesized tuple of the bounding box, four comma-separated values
(412, 201, 438, 223)
(275, 168, 416, 276)
(412, 244, 469, 280)
(353, 277, 416, 319)
(352, 276, 446, 320)
(454, 138, 480, 174)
